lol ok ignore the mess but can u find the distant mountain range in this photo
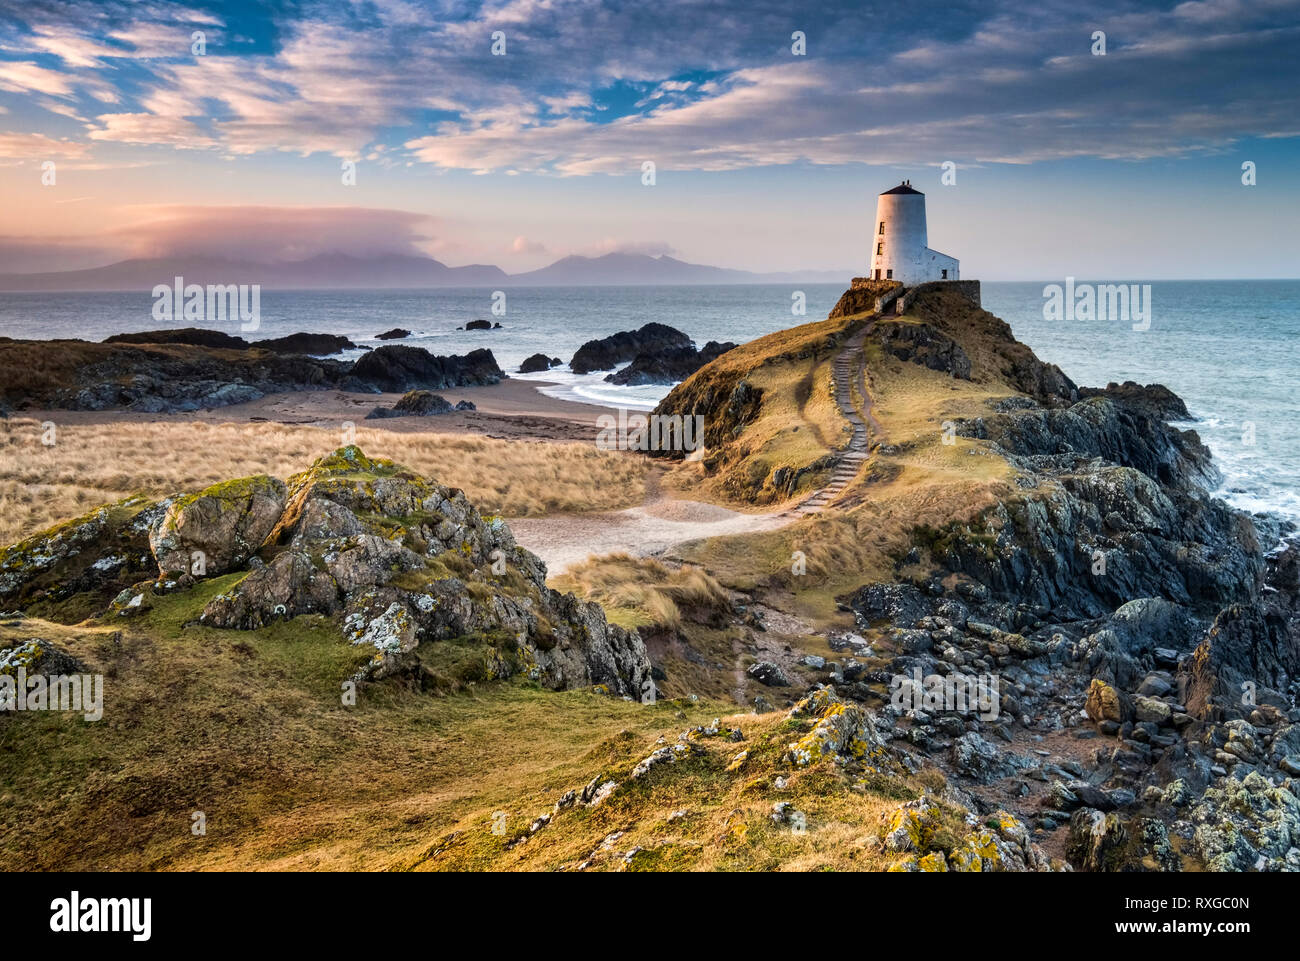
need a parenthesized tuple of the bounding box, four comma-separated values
(0, 251, 852, 291)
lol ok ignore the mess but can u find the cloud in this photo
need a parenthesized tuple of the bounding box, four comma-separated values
(86, 113, 214, 146)
(0, 236, 121, 273)
(511, 235, 548, 255)
(591, 238, 676, 257)
(110, 205, 438, 261)
(0, 0, 1297, 172)
(0, 132, 93, 159)
(0, 61, 76, 98)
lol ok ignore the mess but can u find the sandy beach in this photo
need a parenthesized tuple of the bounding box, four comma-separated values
(10, 376, 795, 570)
(22, 376, 615, 443)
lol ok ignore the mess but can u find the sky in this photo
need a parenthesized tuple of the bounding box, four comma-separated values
(0, 0, 1297, 280)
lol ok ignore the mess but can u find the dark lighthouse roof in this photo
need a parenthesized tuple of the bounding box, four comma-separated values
(881, 180, 923, 195)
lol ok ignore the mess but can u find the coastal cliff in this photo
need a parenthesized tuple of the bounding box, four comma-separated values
(655, 283, 1300, 870)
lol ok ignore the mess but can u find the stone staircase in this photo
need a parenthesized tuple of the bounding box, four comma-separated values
(791, 323, 875, 516)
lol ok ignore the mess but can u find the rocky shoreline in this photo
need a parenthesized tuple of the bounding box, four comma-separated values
(0, 335, 504, 414)
(659, 285, 1300, 871)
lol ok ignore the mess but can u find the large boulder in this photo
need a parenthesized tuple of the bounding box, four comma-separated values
(364, 390, 474, 419)
(1179, 603, 1298, 718)
(570, 323, 692, 375)
(150, 475, 287, 578)
(252, 332, 357, 355)
(605, 341, 737, 386)
(518, 353, 555, 374)
(344, 345, 502, 392)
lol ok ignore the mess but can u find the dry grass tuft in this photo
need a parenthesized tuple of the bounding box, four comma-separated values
(0, 418, 649, 546)
(551, 552, 732, 630)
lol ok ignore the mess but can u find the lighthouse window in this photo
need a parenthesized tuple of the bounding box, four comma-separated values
(941, 269, 948, 279)
(886, 269, 893, 279)
(876, 242, 883, 255)
(878, 222, 885, 235)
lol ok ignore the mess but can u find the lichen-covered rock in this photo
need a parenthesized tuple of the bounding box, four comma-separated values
(879, 796, 940, 853)
(949, 812, 1057, 872)
(785, 688, 888, 768)
(197, 447, 651, 697)
(0, 636, 84, 678)
(1188, 771, 1300, 871)
(150, 474, 287, 577)
(1068, 808, 1184, 872)
(878, 797, 1061, 873)
(1084, 679, 1131, 723)
(0, 497, 163, 612)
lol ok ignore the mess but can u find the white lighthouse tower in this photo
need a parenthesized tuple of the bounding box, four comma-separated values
(870, 181, 959, 285)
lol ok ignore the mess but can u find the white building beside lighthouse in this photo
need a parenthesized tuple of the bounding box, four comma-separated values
(870, 181, 959, 284)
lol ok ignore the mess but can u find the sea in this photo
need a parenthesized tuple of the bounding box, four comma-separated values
(0, 280, 1296, 525)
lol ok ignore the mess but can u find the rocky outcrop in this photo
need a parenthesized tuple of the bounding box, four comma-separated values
(570, 323, 692, 375)
(343, 345, 503, 393)
(829, 280, 902, 319)
(837, 373, 1296, 870)
(192, 447, 651, 695)
(0, 498, 164, 613)
(103, 328, 252, 349)
(1078, 381, 1191, 421)
(1180, 602, 1298, 717)
(462, 320, 500, 331)
(364, 390, 476, 419)
(102, 328, 358, 356)
(0, 446, 653, 698)
(0, 337, 502, 413)
(375, 328, 411, 340)
(149, 475, 287, 577)
(872, 320, 970, 378)
(605, 341, 737, 386)
(252, 332, 358, 355)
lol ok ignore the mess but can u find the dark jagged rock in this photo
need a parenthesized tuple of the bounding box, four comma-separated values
(605, 340, 737, 386)
(1079, 381, 1191, 421)
(462, 319, 500, 331)
(103, 328, 251, 349)
(847, 582, 931, 629)
(1180, 603, 1299, 718)
(570, 323, 692, 375)
(957, 394, 1220, 491)
(0, 337, 354, 413)
(252, 332, 358, 355)
(375, 328, 411, 340)
(0, 336, 502, 413)
(519, 353, 558, 374)
(344, 345, 503, 393)
(872, 321, 970, 379)
(364, 390, 476, 419)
